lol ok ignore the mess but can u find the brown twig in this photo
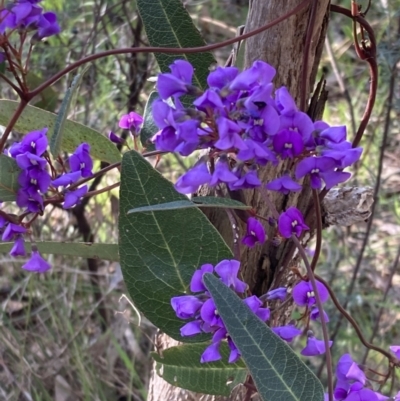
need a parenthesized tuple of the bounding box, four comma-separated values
(291, 236, 334, 401)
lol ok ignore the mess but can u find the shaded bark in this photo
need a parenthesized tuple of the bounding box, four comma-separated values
(148, 1, 331, 400)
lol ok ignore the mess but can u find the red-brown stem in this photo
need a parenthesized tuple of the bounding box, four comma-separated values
(300, 0, 318, 111)
(27, 0, 312, 100)
(314, 274, 396, 362)
(291, 235, 334, 401)
(310, 189, 322, 272)
(0, 98, 28, 152)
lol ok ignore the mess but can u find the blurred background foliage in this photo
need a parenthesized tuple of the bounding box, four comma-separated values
(1, 0, 400, 399)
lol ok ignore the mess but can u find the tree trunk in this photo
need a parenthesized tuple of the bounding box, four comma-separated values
(148, 1, 331, 400)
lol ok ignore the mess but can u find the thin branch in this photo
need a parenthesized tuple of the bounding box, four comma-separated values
(291, 235, 334, 401)
(27, 0, 312, 99)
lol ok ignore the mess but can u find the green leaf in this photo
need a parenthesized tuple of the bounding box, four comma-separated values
(25, 71, 58, 112)
(127, 197, 250, 214)
(137, 0, 216, 89)
(140, 91, 159, 151)
(192, 196, 251, 210)
(119, 150, 232, 340)
(0, 241, 119, 261)
(152, 343, 247, 396)
(50, 66, 90, 158)
(203, 274, 325, 401)
(0, 154, 20, 202)
(0, 100, 121, 164)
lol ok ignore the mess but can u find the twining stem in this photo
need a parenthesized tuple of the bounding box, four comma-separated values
(291, 235, 333, 401)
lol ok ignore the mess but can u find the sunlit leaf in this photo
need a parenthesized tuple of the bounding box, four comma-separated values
(0, 100, 121, 164)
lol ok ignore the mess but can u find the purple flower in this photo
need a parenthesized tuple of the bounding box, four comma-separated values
(242, 217, 266, 247)
(2, 223, 27, 241)
(34, 11, 60, 39)
(63, 185, 88, 209)
(171, 295, 203, 319)
(16, 152, 47, 169)
(301, 334, 332, 356)
(214, 117, 246, 151)
(153, 127, 182, 153)
(243, 295, 270, 321)
(266, 287, 287, 302)
(266, 175, 302, 194)
(180, 320, 202, 336)
(272, 325, 302, 342)
(108, 131, 124, 144)
(295, 156, 350, 189)
(214, 259, 247, 293)
(230, 60, 276, 90)
(336, 354, 366, 385)
(12, 1, 42, 26)
(157, 60, 194, 99)
(310, 306, 330, 323)
(52, 171, 81, 187)
(190, 263, 214, 292)
(174, 162, 211, 194)
(207, 66, 239, 89)
(201, 339, 222, 363)
(275, 87, 297, 116)
(0, 9, 17, 33)
(209, 159, 238, 187)
(229, 169, 261, 190)
(319, 125, 347, 145)
(201, 298, 223, 328)
(16, 189, 43, 213)
(273, 129, 304, 159)
(119, 111, 143, 133)
(18, 167, 51, 194)
(278, 207, 309, 238)
(237, 138, 277, 165)
(69, 143, 93, 177)
(10, 236, 26, 257)
(22, 250, 51, 273)
(9, 128, 48, 157)
(227, 337, 241, 363)
(292, 280, 329, 306)
(193, 89, 225, 112)
(321, 145, 363, 169)
(390, 345, 400, 359)
(279, 112, 315, 145)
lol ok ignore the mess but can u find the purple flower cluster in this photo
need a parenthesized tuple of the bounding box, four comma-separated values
(0, 0, 60, 40)
(329, 354, 387, 401)
(172, 261, 335, 362)
(2, 127, 93, 272)
(171, 260, 269, 363)
(152, 60, 362, 197)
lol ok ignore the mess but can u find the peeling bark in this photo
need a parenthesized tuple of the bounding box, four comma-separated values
(148, 1, 331, 400)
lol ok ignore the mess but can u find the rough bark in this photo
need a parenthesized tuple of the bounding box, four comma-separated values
(148, 1, 331, 400)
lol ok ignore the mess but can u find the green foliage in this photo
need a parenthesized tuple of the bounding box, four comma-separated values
(25, 72, 58, 112)
(0, 100, 121, 164)
(140, 91, 159, 151)
(0, 154, 20, 202)
(137, 0, 216, 88)
(119, 150, 232, 340)
(152, 343, 247, 396)
(204, 274, 325, 401)
(128, 197, 251, 214)
(0, 242, 119, 260)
